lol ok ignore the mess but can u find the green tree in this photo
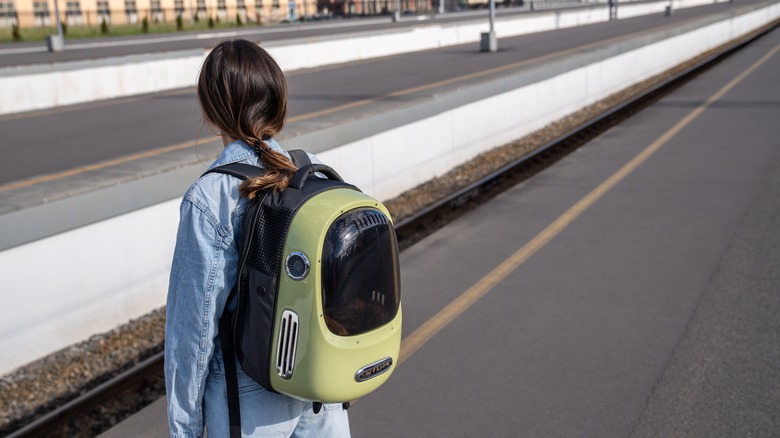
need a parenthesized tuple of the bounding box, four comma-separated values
(12, 23, 21, 41)
(236, 13, 242, 26)
(208, 16, 215, 28)
(176, 14, 183, 30)
(100, 17, 109, 34)
(142, 16, 149, 33)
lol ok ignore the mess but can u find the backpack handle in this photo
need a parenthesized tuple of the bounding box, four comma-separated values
(289, 164, 344, 190)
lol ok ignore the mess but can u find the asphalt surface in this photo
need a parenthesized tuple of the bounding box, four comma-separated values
(0, 0, 758, 188)
(347, 24, 780, 437)
(101, 20, 780, 438)
(359, 25, 780, 438)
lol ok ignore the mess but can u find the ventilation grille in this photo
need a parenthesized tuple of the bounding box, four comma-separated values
(276, 310, 299, 380)
(352, 209, 389, 231)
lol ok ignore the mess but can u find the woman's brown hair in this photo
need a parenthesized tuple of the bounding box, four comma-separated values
(197, 39, 296, 198)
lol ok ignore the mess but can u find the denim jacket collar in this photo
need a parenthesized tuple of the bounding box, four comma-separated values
(208, 138, 285, 170)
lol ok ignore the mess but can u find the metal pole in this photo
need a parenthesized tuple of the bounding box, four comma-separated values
(480, 0, 497, 52)
(438, 0, 444, 14)
(393, 0, 400, 21)
(489, 0, 495, 33)
(54, 0, 63, 39)
(47, 0, 65, 51)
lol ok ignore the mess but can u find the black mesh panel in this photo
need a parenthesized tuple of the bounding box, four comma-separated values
(247, 204, 295, 276)
(321, 208, 400, 336)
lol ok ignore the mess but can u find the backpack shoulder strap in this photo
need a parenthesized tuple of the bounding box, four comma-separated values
(204, 163, 265, 180)
(288, 149, 312, 167)
(204, 150, 310, 179)
(219, 315, 242, 438)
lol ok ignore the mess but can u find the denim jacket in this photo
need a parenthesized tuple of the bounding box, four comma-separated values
(164, 139, 318, 437)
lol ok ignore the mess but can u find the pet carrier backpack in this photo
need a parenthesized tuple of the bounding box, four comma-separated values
(207, 150, 402, 437)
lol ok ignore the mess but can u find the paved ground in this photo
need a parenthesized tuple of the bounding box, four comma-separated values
(101, 19, 780, 438)
(0, 0, 756, 188)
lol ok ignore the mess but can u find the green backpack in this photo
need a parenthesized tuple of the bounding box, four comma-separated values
(207, 150, 402, 437)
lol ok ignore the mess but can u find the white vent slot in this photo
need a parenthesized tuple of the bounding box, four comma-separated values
(276, 310, 299, 380)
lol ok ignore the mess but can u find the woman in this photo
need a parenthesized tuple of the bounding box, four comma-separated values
(164, 39, 350, 438)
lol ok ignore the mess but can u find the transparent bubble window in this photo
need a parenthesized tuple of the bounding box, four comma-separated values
(321, 208, 400, 336)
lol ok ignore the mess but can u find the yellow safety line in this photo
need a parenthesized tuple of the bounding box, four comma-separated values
(0, 137, 219, 193)
(397, 41, 780, 366)
(0, 87, 195, 123)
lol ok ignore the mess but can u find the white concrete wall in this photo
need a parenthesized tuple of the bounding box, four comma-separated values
(0, 54, 205, 114)
(0, 199, 180, 374)
(0, 1, 777, 375)
(0, 0, 727, 116)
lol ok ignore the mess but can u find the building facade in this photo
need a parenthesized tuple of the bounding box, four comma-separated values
(2, 0, 319, 28)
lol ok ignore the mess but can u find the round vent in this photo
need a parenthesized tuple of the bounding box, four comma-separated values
(285, 251, 310, 281)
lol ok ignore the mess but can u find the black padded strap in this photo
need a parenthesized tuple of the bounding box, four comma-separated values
(203, 149, 311, 180)
(205, 163, 265, 180)
(288, 149, 311, 167)
(219, 314, 242, 438)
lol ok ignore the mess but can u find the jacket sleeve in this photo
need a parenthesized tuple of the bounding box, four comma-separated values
(164, 195, 235, 438)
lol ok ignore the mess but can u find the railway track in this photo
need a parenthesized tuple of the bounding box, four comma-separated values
(7, 18, 778, 438)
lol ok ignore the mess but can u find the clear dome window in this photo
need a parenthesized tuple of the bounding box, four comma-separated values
(321, 208, 400, 336)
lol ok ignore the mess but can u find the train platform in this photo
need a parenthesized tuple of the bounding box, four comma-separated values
(0, 0, 689, 67)
(0, 0, 738, 117)
(2, 0, 767, 216)
(101, 20, 780, 438)
(0, 8, 512, 66)
(0, 0, 776, 380)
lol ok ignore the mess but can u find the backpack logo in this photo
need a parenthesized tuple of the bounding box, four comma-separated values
(355, 357, 393, 382)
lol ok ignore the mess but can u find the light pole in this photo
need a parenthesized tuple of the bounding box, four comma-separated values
(47, 0, 65, 51)
(480, 0, 496, 52)
(438, 0, 444, 14)
(393, 0, 401, 22)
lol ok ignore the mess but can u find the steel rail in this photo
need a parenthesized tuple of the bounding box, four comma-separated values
(7, 18, 778, 438)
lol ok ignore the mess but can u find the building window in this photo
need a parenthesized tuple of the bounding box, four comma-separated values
(272, 0, 279, 9)
(65, 1, 81, 16)
(174, 0, 184, 14)
(218, 0, 226, 11)
(0, 2, 16, 18)
(33, 1, 50, 17)
(97, 0, 110, 16)
(237, 0, 245, 10)
(125, 0, 137, 14)
(197, 0, 206, 13)
(151, 0, 161, 12)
